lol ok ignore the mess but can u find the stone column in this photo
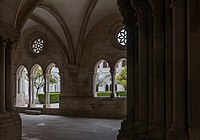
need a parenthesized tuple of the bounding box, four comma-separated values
(110, 70, 116, 98)
(19, 75, 23, 95)
(43, 74, 47, 109)
(30, 75, 36, 107)
(147, 4, 154, 126)
(117, 0, 137, 139)
(0, 37, 6, 112)
(167, 0, 188, 139)
(165, 0, 173, 130)
(28, 74, 32, 108)
(132, 0, 148, 138)
(46, 74, 51, 107)
(5, 40, 15, 111)
(93, 72, 97, 97)
(148, 6, 166, 140)
(16, 75, 19, 105)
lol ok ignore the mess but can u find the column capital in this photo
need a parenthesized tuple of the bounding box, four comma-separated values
(110, 70, 116, 75)
(132, 0, 148, 23)
(170, 0, 187, 8)
(117, 0, 137, 27)
(30, 75, 35, 79)
(0, 36, 7, 48)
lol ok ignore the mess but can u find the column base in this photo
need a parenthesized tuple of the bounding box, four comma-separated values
(30, 104, 36, 107)
(147, 124, 165, 140)
(132, 120, 148, 140)
(0, 112, 9, 119)
(167, 127, 188, 140)
(117, 119, 135, 140)
(0, 112, 21, 140)
(43, 104, 51, 108)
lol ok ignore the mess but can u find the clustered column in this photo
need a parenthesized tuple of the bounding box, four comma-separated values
(5, 40, 15, 111)
(132, 0, 149, 138)
(0, 36, 15, 114)
(0, 37, 6, 113)
(167, 0, 188, 139)
(117, 0, 189, 139)
(117, 0, 137, 139)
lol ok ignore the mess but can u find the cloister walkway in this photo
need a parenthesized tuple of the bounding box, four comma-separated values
(21, 113, 121, 140)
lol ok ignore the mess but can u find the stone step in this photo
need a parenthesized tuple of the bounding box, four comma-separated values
(25, 110, 42, 115)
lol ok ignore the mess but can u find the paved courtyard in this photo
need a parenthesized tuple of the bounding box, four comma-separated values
(21, 113, 121, 140)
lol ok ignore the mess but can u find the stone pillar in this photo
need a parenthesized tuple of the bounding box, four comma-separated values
(5, 40, 15, 111)
(110, 70, 116, 98)
(43, 74, 47, 109)
(19, 75, 23, 95)
(28, 74, 32, 108)
(46, 74, 51, 107)
(30, 75, 36, 107)
(16, 75, 19, 106)
(132, 0, 148, 138)
(148, 6, 166, 140)
(165, 0, 173, 130)
(0, 37, 6, 112)
(167, 0, 188, 139)
(117, 0, 137, 139)
(147, 4, 154, 126)
(93, 72, 97, 97)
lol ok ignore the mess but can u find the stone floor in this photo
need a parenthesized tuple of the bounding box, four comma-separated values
(17, 103, 59, 108)
(21, 113, 121, 140)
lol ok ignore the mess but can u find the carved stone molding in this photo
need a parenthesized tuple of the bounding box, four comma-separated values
(132, 0, 148, 23)
(117, 0, 136, 27)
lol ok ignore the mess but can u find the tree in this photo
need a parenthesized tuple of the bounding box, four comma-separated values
(34, 67, 44, 98)
(116, 66, 127, 91)
(26, 67, 58, 98)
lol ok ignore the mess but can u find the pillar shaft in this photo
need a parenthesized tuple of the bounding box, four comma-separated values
(31, 76, 35, 105)
(5, 40, 14, 111)
(154, 12, 165, 126)
(148, 10, 166, 140)
(117, 0, 137, 139)
(148, 10, 154, 126)
(110, 71, 116, 98)
(46, 74, 50, 105)
(137, 0, 148, 123)
(0, 38, 6, 112)
(165, 0, 173, 130)
(28, 75, 32, 108)
(167, 1, 188, 139)
(172, 0, 187, 128)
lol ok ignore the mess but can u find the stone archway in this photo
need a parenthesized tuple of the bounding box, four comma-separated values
(114, 58, 127, 96)
(93, 59, 111, 97)
(45, 63, 61, 108)
(15, 65, 29, 107)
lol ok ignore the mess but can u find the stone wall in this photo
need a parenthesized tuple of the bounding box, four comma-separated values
(13, 14, 127, 119)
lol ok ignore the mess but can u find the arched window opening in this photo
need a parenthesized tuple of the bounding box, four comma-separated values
(28, 64, 44, 108)
(15, 66, 29, 107)
(93, 60, 111, 97)
(115, 59, 127, 97)
(45, 63, 61, 109)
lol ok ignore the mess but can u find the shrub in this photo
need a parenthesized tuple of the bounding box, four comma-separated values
(38, 92, 60, 104)
(96, 91, 127, 97)
(116, 91, 127, 96)
(96, 91, 111, 96)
